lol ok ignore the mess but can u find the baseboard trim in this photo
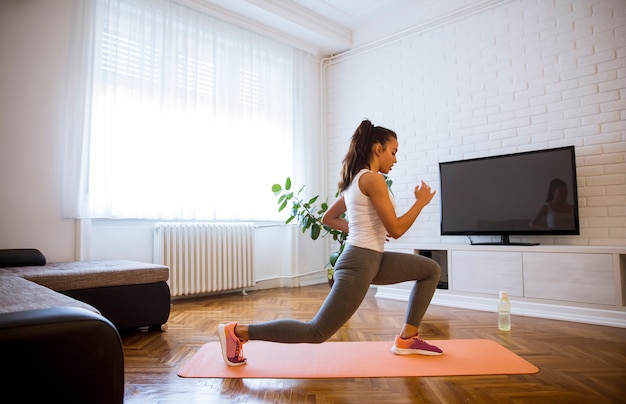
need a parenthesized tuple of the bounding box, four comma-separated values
(375, 287, 626, 329)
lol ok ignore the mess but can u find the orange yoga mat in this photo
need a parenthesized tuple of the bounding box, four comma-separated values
(177, 339, 539, 379)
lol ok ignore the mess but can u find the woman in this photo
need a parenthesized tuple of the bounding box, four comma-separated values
(218, 119, 442, 366)
(529, 178, 575, 230)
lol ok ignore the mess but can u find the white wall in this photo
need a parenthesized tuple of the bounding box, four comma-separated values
(324, 0, 626, 249)
(0, 0, 77, 261)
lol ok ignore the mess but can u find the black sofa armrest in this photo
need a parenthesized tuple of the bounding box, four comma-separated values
(0, 307, 124, 404)
(0, 248, 46, 267)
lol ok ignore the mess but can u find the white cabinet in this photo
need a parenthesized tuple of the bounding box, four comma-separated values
(449, 249, 619, 305)
(450, 251, 523, 296)
(523, 252, 615, 305)
(376, 244, 626, 328)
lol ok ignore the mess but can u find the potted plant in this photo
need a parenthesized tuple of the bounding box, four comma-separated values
(271, 176, 393, 287)
(271, 177, 347, 286)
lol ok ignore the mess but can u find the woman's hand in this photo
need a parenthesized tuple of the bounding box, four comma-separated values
(363, 173, 436, 239)
(414, 180, 436, 207)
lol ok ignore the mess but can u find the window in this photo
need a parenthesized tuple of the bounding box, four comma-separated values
(67, 0, 304, 220)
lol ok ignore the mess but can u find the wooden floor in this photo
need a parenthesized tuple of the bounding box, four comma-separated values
(122, 284, 626, 403)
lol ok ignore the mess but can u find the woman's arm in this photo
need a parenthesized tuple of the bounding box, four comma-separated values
(361, 172, 435, 239)
(321, 196, 349, 233)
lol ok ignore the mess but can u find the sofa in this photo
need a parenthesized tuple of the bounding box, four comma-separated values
(0, 248, 171, 403)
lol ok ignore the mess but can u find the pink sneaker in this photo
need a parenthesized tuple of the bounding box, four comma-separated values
(391, 335, 443, 356)
(218, 322, 247, 366)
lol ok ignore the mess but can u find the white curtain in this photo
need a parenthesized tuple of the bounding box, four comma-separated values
(62, 0, 317, 220)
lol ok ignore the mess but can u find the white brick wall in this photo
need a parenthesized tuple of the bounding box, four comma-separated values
(323, 0, 625, 247)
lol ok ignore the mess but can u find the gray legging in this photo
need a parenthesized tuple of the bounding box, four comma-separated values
(247, 244, 441, 343)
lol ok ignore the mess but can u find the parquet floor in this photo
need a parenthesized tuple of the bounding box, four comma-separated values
(122, 284, 626, 403)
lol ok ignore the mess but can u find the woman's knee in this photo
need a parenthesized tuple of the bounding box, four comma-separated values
(307, 324, 335, 343)
(424, 259, 441, 283)
(431, 259, 441, 277)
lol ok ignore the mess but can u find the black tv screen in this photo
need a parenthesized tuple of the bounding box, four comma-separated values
(439, 146, 579, 245)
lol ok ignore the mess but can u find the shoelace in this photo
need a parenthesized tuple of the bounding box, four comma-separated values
(234, 338, 247, 361)
(399, 335, 431, 348)
(411, 336, 441, 351)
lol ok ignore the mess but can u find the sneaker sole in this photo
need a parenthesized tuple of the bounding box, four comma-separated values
(391, 346, 443, 356)
(218, 324, 247, 366)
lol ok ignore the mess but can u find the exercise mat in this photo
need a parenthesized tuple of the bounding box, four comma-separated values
(178, 339, 539, 379)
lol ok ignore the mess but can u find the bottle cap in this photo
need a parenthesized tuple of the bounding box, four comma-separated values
(499, 291, 508, 298)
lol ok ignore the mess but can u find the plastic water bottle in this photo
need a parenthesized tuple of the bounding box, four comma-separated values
(498, 291, 511, 331)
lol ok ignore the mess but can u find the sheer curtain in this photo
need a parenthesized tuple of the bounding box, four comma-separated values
(63, 0, 316, 220)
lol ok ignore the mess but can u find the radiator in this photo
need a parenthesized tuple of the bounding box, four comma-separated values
(154, 222, 255, 297)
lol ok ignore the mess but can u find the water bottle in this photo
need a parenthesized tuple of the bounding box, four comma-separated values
(498, 291, 511, 331)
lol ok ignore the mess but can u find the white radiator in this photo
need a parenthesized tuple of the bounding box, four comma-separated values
(154, 222, 255, 297)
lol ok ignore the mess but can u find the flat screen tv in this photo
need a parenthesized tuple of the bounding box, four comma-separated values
(439, 146, 579, 245)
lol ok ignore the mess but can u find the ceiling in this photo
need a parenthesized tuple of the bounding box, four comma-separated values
(192, 0, 435, 56)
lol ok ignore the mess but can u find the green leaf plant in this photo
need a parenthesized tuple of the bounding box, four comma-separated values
(271, 177, 347, 284)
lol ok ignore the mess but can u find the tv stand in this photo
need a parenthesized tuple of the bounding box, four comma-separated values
(376, 243, 626, 328)
(471, 235, 539, 246)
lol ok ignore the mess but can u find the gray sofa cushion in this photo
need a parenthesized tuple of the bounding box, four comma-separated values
(0, 275, 99, 315)
(0, 260, 169, 292)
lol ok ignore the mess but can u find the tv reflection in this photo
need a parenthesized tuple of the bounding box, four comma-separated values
(529, 178, 575, 230)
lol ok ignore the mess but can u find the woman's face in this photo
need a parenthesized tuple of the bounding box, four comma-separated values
(378, 138, 398, 174)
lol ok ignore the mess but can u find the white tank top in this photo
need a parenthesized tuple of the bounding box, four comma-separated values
(343, 169, 394, 253)
(545, 204, 575, 229)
